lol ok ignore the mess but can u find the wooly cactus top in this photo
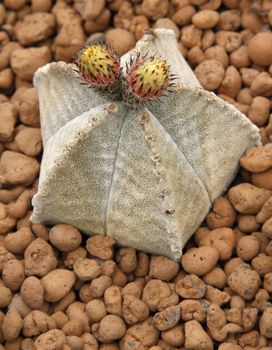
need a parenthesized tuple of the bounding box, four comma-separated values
(31, 29, 260, 260)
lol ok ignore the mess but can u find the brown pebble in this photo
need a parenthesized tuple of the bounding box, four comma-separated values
(240, 146, 272, 173)
(24, 238, 57, 277)
(135, 252, 149, 277)
(184, 320, 213, 350)
(52, 19, 85, 62)
(104, 285, 122, 316)
(248, 96, 271, 127)
(181, 246, 219, 276)
(205, 45, 229, 68)
(203, 267, 227, 289)
(192, 10, 219, 29)
(14, 13, 55, 46)
(237, 235, 260, 261)
(74, 0, 105, 20)
(248, 32, 272, 66)
(252, 168, 272, 190)
(187, 47, 206, 66)
(34, 329, 66, 350)
(142, 279, 171, 312)
(121, 280, 143, 299)
(123, 294, 149, 325)
(251, 72, 272, 97)
(206, 197, 236, 229)
(219, 9, 241, 31)
(0, 246, 16, 272)
(200, 228, 235, 261)
(23, 310, 56, 337)
(0, 150, 40, 186)
(215, 30, 241, 52)
(4, 227, 34, 255)
(181, 25, 202, 48)
(31, 0, 52, 12)
(240, 67, 259, 87)
(224, 257, 244, 276)
(49, 224, 82, 252)
(120, 317, 159, 349)
(74, 257, 102, 281)
(41, 269, 76, 302)
(2, 307, 23, 341)
(0, 4, 6, 25)
(141, 0, 169, 20)
(0, 102, 17, 143)
(228, 265, 260, 300)
(257, 197, 272, 224)
(105, 28, 135, 56)
(172, 6, 196, 26)
(0, 286, 12, 308)
(51, 311, 68, 329)
(2, 258, 25, 291)
(4, 0, 26, 10)
(63, 247, 86, 270)
(89, 275, 112, 298)
(86, 235, 116, 260)
(259, 307, 272, 338)
(0, 68, 14, 90)
(149, 255, 179, 281)
(11, 47, 52, 81)
(161, 324, 184, 347)
(238, 214, 258, 234)
(93, 314, 126, 342)
(15, 126, 42, 157)
(218, 65, 241, 98)
(153, 305, 180, 331)
(20, 276, 44, 309)
(86, 299, 107, 322)
(175, 274, 206, 299)
(230, 45, 250, 68)
(251, 255, 272, 276)
(195, 59, 225, 90)
(228, 183, 272, 214)
(62, 318, 84, 336)
(112, 266, 127, 287)
(116, 247, 137, 274)
(12, 87, 40, 127)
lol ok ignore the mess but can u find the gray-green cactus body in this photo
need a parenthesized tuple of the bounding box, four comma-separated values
(31, 29, 260, 260)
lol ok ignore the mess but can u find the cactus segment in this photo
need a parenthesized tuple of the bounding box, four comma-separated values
(76, 43, 120, 88)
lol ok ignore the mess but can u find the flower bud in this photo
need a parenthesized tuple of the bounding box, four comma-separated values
(126, 56, 170, 101)
(76, 43, 120, 88)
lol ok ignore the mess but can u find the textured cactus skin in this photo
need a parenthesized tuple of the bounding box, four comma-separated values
(31, 29, 260, 260)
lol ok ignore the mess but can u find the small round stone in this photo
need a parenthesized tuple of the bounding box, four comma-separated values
(181, 246, 219, 276)
(248, 32, 272, 66)
(49, 224, 82, 252)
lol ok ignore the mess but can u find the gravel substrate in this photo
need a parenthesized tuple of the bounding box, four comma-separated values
(0, 0, 272, 349)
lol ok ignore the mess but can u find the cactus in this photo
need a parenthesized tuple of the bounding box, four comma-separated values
(31, 29, 260, 260)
